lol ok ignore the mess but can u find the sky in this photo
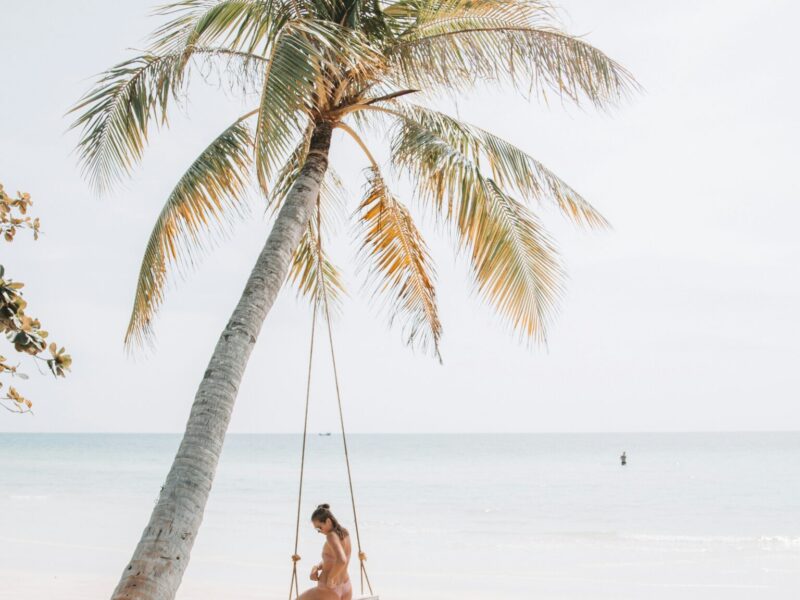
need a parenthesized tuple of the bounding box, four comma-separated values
(0, 0, 798, 433)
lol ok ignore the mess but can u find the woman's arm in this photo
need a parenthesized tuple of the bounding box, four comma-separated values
(324, 533, 348, 585)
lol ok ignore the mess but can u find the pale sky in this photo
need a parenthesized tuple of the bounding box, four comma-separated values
(1, 0, 797, 433)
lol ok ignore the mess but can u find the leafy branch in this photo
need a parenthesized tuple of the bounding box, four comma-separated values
(0, 183, 71, 414)
(1, 184, 40, 242)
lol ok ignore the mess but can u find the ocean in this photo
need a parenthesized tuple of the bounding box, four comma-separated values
(1, 433, 798, 599)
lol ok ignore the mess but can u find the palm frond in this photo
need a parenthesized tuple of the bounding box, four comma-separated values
(391, 103, 608, 228)
(265, 127, 313, 207)
(69, 46, 265, 193)
(357, 166, 442, 358)
(390, 108, 564, 341)
(386, 0, 636, 105)
(150, 0, 294, 55)
(397, 0, 555, 29)
(468, 180, 563, 342)
(125, 118, 254, 348)
(289, 202, 346, 313)
(316, 165, 347, 234)
(273, 128, 347, 311)
(253, 24, 325, 194)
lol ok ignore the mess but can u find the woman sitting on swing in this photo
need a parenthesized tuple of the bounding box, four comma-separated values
(298, 504, 353, 600)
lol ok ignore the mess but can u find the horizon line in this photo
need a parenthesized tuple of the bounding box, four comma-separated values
(2, 430, 799, 435)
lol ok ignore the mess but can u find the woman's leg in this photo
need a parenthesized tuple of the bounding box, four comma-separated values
(340, 580, 353, 600)
(296, 587, 340, 600)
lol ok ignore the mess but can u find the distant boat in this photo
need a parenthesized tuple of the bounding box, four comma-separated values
(620, 451, 627, 466)
(318, 432, 332, 437)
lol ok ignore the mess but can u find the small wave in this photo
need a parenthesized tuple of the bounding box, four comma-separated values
(8, 494, 48, 500)
(624, 533, 800, 548)
(758, 535, 800, 547)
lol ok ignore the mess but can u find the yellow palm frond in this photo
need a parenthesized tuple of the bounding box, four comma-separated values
(357, 166, 442, 358)
(389, 106, 565, 341)
(467, 180, 563, 342)
(125, 118, 254, 348)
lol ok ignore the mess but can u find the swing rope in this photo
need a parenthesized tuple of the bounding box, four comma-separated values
(320, 263, 374, 598)
(288, 292, 319, 600)
(288, 198, 374, 599)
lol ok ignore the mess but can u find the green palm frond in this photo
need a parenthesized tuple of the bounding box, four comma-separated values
(386, 0, 636, 104)
(253, 24, 326, 193)
(390, 107, 563, 341)
(69, 46, 265, 193)
(389, 103, 608, 228)
(254, 18, 383, 193)
(150, 0, 294, 55)
(125, 118, 254, 348)
(357, 166, 442, 358)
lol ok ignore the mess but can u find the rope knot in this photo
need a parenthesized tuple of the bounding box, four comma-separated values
(358, 551, 367, 562)
(291, 554, 301, 562)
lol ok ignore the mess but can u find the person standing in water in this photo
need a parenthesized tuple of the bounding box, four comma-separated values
(297, 504, 353, 600)
(620, 451, 627, 466)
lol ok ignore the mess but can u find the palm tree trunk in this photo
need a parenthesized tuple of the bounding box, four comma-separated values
(110, 120, 333, 600)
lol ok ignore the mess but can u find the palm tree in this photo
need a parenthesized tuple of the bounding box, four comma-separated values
(70, 0, 634, 597)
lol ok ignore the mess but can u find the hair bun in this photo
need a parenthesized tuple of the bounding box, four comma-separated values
(317, 503, 330, 510)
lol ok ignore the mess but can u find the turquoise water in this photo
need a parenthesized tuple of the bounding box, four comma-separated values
(2, 433, 799, 599)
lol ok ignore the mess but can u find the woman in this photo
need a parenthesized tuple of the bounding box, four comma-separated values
(297, 504, 352, 600)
